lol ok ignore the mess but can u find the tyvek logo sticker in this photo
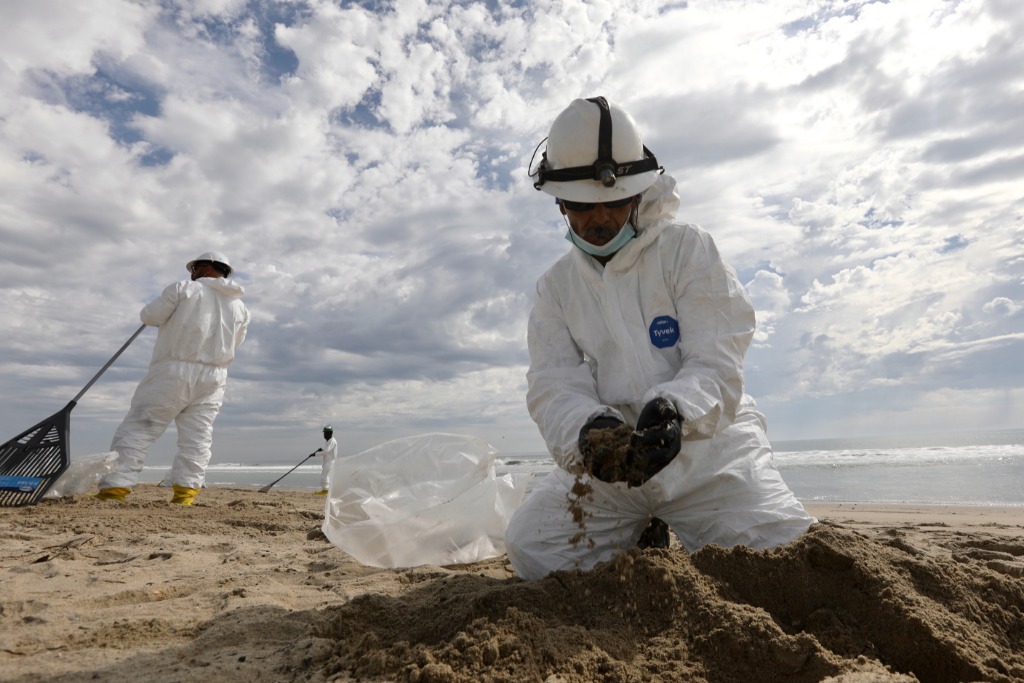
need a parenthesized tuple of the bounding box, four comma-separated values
(0, 475, 42, 493)
(649, 315, 679, 348)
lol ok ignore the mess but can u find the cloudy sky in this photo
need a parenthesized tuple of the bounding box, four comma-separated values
(1, 0, 1021, 467)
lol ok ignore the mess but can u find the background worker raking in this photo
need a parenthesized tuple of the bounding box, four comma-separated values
(505, 97, 815, 580)
(97, 251, 250, 506)
(316, 424, 338, 495)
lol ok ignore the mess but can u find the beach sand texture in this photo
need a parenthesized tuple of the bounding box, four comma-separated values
(2, 485, 1023, 683)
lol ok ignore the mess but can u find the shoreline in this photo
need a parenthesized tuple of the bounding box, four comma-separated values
(806, 501, 1024, 531)
(154, 478, 1024, 509)
(2, 485, 1023, 682)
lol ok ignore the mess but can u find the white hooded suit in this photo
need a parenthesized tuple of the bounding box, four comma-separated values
(100, 276, 250, 490)
(505, 176, 814, 580)
(320, 435, 339, 490)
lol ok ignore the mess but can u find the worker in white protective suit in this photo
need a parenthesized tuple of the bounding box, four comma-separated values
(315, 424, 338, 495)
(505, 97, 815, 580)
(97, 251, 250, 506)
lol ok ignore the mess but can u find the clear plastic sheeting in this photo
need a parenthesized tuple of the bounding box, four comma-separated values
(322, 433, 530, 569)
(44, 452, 117, 499)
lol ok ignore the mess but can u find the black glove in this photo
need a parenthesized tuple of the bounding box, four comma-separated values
(578, 415, 630, 483)
(625, 398, 682, 487)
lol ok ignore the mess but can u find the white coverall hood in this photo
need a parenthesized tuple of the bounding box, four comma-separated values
(144, 277, 249, 367)
(636, 173, 681, 230)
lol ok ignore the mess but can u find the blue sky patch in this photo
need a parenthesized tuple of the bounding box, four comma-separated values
(940, 234, 970, 253)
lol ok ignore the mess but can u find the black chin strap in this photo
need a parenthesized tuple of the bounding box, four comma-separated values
(531, 96, 662, 190)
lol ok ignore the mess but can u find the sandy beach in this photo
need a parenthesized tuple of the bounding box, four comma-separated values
(2, 486, 1023, 683)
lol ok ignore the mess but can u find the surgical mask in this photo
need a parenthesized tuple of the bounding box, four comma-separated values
(564, 220, 636, 258)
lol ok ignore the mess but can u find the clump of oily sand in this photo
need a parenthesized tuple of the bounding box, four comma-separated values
(579, 422, 660, 487)
(580, 422, 636, 483)
(566, 423, 635, 549)
(299, 523, 1024, 682)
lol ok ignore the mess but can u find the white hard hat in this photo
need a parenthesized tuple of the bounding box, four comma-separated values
(186, 251, 233, 277)
(530, 97, 663, 203)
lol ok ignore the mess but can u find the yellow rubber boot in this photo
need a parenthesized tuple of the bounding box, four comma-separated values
(170, 485, 200, 505)
(315, 489, 329, 495)
(96, 487, 131, 502)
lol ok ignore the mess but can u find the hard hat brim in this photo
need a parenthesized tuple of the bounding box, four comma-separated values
(538, 169, 661, 203)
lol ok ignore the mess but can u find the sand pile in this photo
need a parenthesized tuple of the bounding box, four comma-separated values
(2, 485, 1023, 683)
(306, 524, 1024, 683)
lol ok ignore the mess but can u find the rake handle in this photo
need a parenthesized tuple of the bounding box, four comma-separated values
(259, 452, 318, 493)
(71, 324, 147, 405)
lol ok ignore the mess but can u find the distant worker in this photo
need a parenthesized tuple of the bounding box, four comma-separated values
(316, 424, 338, 495)
(97, 251, 250, 505)
(505, 97, 815, 580)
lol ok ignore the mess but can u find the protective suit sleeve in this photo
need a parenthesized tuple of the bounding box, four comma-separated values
(235, 305, 251, 349)
(644, 227, 754, 441)
(526, 279, 625, 471)
(140, 282, 184, 326)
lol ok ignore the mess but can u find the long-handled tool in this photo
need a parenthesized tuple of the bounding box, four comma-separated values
(0, 324, 147, 507)
(259, 451, 318, 493)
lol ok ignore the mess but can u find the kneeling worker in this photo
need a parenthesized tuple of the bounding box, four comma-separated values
(505, 97, 815, 580)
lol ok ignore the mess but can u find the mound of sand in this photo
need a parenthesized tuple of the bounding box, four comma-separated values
(2, 485, 1023, 682)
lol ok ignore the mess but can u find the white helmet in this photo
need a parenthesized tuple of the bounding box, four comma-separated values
(186, 251, 233, 277)
(530, 97, 663, 203)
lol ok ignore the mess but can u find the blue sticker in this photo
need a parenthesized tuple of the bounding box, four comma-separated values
(649, 315, 679, 348)
(0, 475, 43, 493)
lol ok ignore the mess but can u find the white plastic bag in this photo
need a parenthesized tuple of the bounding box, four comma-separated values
(44, 451, 118, 499)
(322, 433, 530, 568)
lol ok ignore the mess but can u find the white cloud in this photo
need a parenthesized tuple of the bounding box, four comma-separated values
(983, 297, 1022, 316)
(0, 0, 152, 78)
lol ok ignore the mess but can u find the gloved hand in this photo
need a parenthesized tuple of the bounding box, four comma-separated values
(625, 397, 682, 487)
(578, 415, 631, 483)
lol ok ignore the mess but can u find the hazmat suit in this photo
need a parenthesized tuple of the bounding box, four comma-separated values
(505, 98, 813, 580)
(317, 426, 338, 493)
(98, 254, 250, 503)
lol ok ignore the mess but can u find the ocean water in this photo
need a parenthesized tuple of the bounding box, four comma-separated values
(143, 428, 1024, 506)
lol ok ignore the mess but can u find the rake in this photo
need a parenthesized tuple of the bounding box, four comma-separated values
(259, 451, 319, 493)
(0, 324, 147, 507)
